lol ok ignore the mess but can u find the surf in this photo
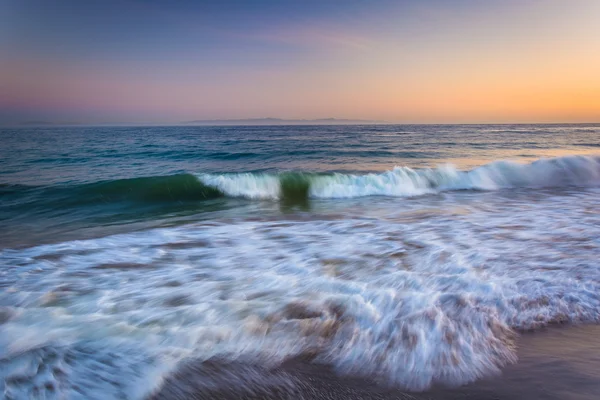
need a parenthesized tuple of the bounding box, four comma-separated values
(197, 155, 600, 200)
(2, 156, 599, 219)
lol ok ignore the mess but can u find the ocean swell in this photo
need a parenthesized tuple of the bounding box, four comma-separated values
(0, 174, 224, 211)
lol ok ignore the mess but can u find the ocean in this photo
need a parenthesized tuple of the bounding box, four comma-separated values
(0, 124, 599, 399)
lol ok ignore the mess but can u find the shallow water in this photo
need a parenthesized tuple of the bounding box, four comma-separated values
(0, 124, 599, 399)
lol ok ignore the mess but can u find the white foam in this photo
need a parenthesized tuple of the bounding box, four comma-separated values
(1, 183, 600, 398)
(198, 172, 280, 199)
(196, 155, 600, 199)
(309, 167, 440, 198)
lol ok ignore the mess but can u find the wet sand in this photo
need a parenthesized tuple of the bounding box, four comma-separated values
(151, 324, 600, 400)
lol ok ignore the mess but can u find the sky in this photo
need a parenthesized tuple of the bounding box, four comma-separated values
(1, 0, 599, 124)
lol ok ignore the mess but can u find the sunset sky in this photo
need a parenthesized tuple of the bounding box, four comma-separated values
(1, 0, 599, 124)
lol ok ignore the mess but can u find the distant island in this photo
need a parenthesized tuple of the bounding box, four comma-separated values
(182, 118, 386, 125)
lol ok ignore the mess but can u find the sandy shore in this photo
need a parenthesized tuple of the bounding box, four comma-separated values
(150, 324, 600, 400)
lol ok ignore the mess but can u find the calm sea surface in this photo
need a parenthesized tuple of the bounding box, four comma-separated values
(1, 124, 599, 398)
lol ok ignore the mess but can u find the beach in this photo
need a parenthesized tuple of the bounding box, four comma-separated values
(152, 325, 600, 400)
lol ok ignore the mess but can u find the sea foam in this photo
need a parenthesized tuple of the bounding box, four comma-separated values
(1, 181, 599, 398)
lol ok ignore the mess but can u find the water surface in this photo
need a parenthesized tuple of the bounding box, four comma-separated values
(0, 124, 599, 399)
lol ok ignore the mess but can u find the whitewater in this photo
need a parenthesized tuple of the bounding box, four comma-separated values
(197, 155, 600, 199)
(1, 124, 599, 399)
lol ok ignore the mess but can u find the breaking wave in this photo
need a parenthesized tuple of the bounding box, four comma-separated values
(3, 156, 598, 212)
(198, 155, 600, 200)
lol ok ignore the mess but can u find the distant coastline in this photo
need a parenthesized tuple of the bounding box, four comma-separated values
(182, 118, 386, 126)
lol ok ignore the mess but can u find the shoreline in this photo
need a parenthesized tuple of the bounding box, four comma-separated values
(151, 324, 600, 400)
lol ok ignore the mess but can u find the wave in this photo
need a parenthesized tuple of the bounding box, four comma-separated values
(2, 156, 599, 212)
(79, 174, 224, 203)
(1, 174, 224, 208)
(198, 155, 600, 200)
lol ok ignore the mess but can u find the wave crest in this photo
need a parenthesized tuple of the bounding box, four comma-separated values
(3, 156, 598, 209)
(198, 155, 600, 200)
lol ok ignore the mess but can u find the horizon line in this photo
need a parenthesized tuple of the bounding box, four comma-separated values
(3, 120, 600, 128)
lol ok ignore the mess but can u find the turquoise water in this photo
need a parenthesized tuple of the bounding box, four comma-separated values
(1, 124, 600, 399)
